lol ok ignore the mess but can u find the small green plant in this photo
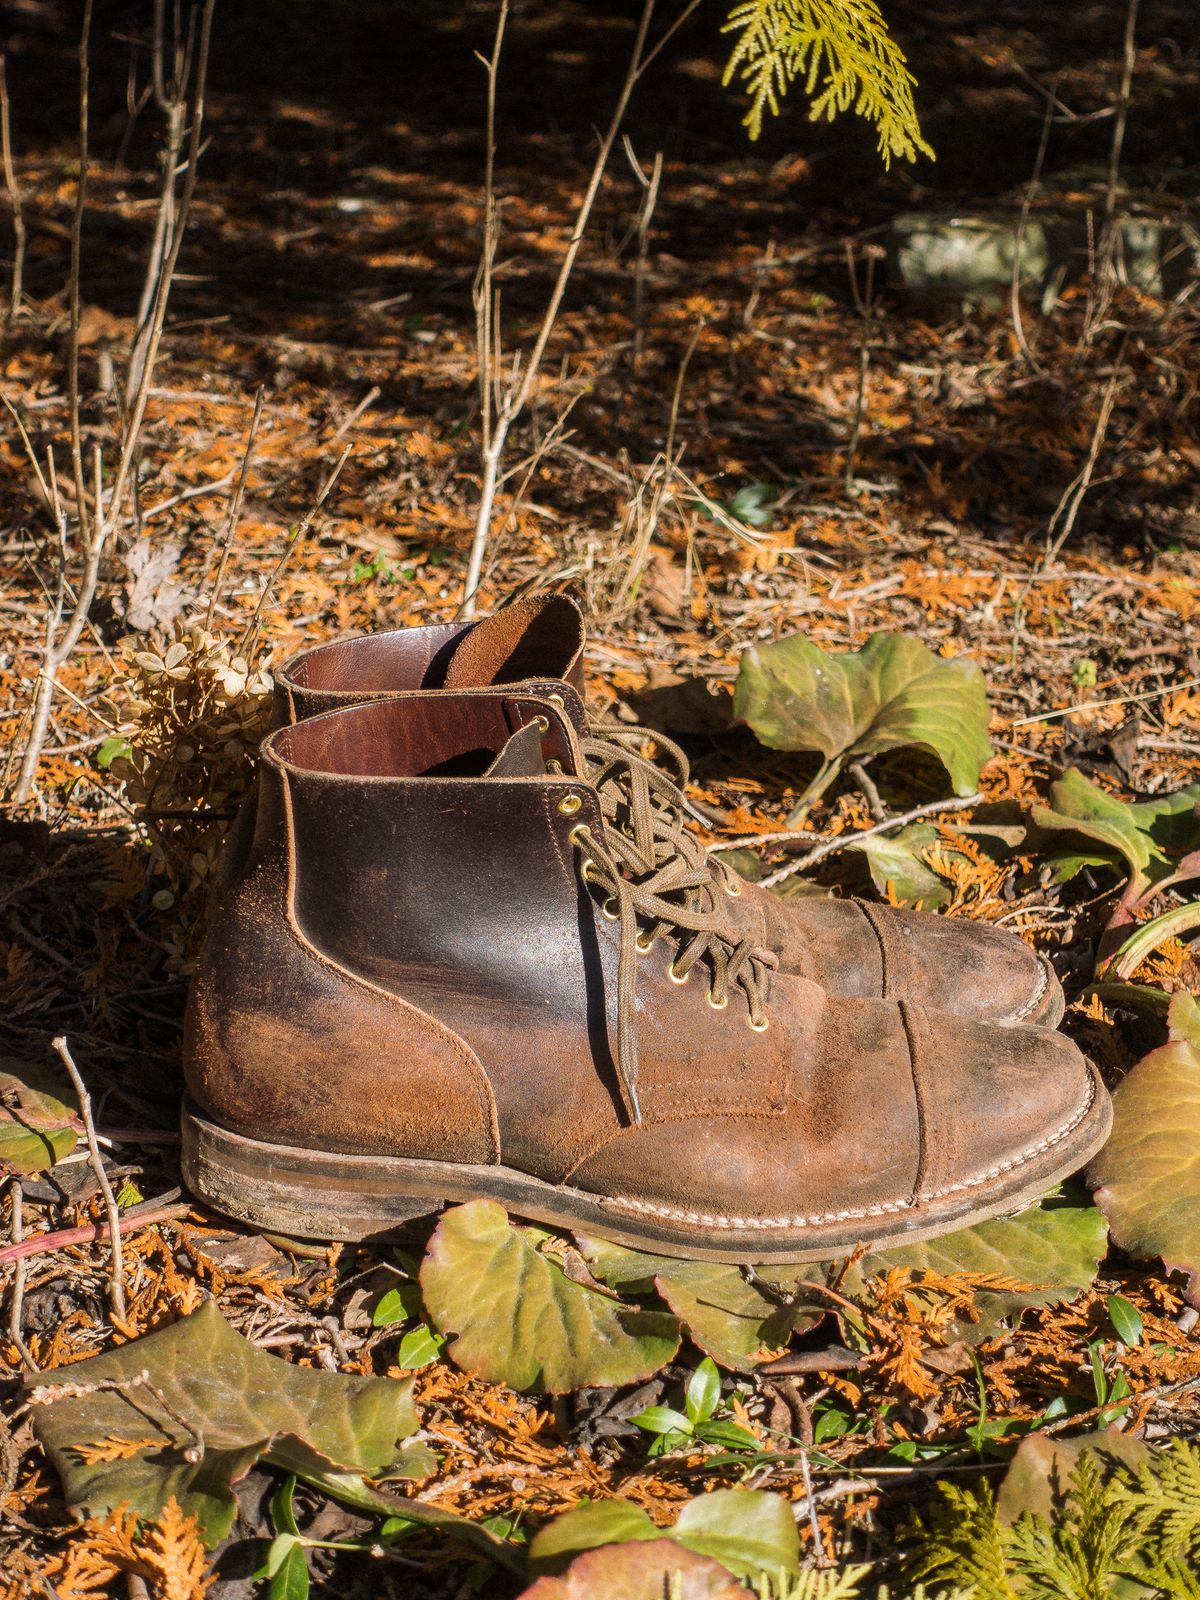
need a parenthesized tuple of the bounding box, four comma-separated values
(631, 1358, 761, 1457)
(350, 549, 395, 583)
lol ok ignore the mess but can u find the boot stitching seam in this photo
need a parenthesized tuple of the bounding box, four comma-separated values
(595, 1069, 1098, 1230)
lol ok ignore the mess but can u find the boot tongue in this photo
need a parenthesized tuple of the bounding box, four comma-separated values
(483, 722, 550, 778)
(443, 594, 584, 690)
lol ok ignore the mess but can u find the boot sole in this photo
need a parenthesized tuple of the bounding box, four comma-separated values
(180, 1066, 1110, 1264)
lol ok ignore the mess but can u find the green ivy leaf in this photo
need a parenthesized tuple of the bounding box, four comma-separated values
(529, 1489, 799, 1586)
(831, 1193, 1108, 1343)
(30, 1300, 422, 1544)
(733, 630, 990, 800)
(1090, 992, 1200, 1305)
(672, 1489, 801, 1582)
(686, 1359, 721, 1427)
(580, 1238, 816, 1372)
(266, 1538, 310, 1600)
(846, 821, 951, 909)
(394, 1324, 445, 1370)
(528, 1500, 661, 1571)
(420, 1202, 680, 1394)
(96, 735, 134, 770)
(373, 1284, 422, 1327)
(1031, 769, 1200, 887)
(0, 1058, 80, 1175)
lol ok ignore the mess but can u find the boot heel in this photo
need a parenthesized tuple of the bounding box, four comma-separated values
(180, 1099, 442, 1243)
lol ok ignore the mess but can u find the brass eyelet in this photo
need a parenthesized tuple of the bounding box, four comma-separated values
(546, 758, 564, 775)
(635, 930, 655, 954)
(548, 693, 565, 709)
(724, 878, 742, 898)
(668, 961, 690, 985)
(533, 714, 550, 732)
(601, 897, 619, 921)
(567, 823, 589, 847)
(748, 1015, 770, 1033)
(707, 990, 729, 1010)
(558, 793, 582, 816)
(580, 858, 597, 884)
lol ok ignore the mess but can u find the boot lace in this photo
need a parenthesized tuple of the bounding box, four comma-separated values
(565, 723, 777, 1125)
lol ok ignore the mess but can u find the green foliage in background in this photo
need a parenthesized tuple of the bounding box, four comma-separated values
(903, 1442, 1200, 1599)
(721, 0, 934, 163)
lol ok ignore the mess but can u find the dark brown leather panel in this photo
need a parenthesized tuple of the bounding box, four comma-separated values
(183, 760, 499, 1162)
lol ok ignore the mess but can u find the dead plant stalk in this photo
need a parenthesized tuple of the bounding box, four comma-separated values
(11, 0, 214, 805)
(461, 0, 700, 616)
(52, 1036, 127, 1323)
(0, 52, 26, 322)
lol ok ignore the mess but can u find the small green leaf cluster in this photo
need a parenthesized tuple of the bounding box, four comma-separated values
(631, 1358, 761, 1457)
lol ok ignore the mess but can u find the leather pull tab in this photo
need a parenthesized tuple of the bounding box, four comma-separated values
(483, 721, 548, 778)
(443, 593, 585, 688)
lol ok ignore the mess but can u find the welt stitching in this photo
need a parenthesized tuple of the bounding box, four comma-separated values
(599, 1070, 1098, 1230)
(1010, 955, 1051, 1020)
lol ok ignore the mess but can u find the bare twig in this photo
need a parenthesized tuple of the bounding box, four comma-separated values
(0, 53, 26, 322)
(754, 791, 983, 890)
(0, 1202, 189, 1268)
(1042, 339, 1127, 566)
(238, 445, 352, 654)
(6, 1178, 38, 1371)
(1010, 80, 1056, 366)
(11, 0, 214, 804)
(51, 1036, 126, 1322)
(205, 385, 265, 626)
(1013, 672, 1200, 727)
(623, 137, 663, 367)
(843, 243, 878, 496)
(462, 0, 662, 617)
(1087, 0, 1140, 338)
(848, 760, 887, 823)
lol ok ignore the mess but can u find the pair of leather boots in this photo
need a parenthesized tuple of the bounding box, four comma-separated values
(182, 594, 1111, 1262)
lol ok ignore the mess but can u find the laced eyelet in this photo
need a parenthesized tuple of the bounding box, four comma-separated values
(707, 990, 729, 1010)
(567, 823, 589, 847)
(748, 1015, 770, 1033)
(548, 693, 566, 709)
(558, 793, 582, 816)
(601, 897, 619, 921)
(724, 878, 742, 898)
(668, 961, 690, 985)
(580, 858, 597, 884)
(533, 714, 550, 732)
(546, 758, 564, 775)
(635, 930, 655, 954)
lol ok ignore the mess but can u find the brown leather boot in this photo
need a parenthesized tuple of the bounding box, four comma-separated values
(271, 594, 1064, 1028)
(182, 694, 1109, 1262)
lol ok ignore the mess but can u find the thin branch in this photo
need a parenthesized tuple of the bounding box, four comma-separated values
(0, 1202, 189, 1268)
(205, 385, 265, 627)
(755, 791, 983, 891)
(52, 1035, 127, 1322)
(7, 1178, 38, 1371)
(0, 53, 26, 323)
(462, 0, 661, 617)
(1042, 339, 1127, 566)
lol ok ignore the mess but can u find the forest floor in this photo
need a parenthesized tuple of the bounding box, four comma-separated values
(1, 0, 1199, 1595)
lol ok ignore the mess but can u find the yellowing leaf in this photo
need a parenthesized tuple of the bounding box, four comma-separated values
(733, 631, 990, 805)
(420, 1201, 680, 1393)
(31, 1300, 423, 1543)
(1090, 991, 1200, 1304)
(0, 1057, 80, 1175)
(521, 1540, 753, 1599)
(580, 1237, 819, 1372)
(839, 1193, 1108, 1342)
